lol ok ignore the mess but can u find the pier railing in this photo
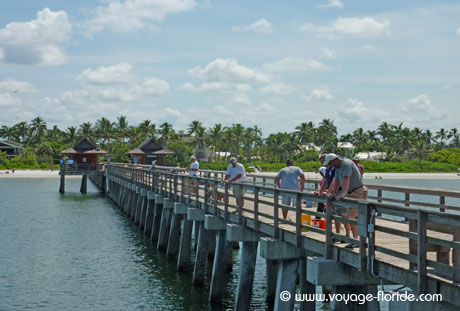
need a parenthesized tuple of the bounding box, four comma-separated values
(105, 164, 460, 304)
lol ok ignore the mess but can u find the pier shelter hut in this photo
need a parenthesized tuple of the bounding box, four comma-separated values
(61, 137, 108, 171)
(125, 138, 174, 166)
(59, 138, 108, 194)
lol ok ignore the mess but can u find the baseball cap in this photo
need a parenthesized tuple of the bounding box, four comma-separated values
(229, 157, 237, 164)
(323, 153, 339, 166)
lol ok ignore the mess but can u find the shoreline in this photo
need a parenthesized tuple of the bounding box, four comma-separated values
(1, 169, 460, 180)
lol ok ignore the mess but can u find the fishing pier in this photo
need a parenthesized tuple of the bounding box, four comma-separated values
(86, 164, 460, 310)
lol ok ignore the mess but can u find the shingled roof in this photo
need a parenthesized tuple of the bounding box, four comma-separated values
(61, 137, 108, 154)
(126, 138, 174, 155)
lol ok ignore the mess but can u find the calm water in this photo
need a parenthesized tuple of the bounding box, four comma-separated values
(2, 177, 459, 310)
(0, 178, 270, 311)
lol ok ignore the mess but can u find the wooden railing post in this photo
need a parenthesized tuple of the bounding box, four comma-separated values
(296, 193, 302, 248)
(254, 187, 259, 231)
(440, 195, 446, 213)
(274, 189, 279, 239)
(224, 183, 229, 222)
(325, 198, 333, 259)
(417, 210, 427, 294)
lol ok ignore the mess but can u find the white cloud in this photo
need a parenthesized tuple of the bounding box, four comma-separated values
(232, 19, 273, 33)
(319, 47, 336, 59)
(360, 45, 377, 52)
(260, 83, 296, 95)
(301, 86, 334, 101)
(457, 26, 460, 37)
(76, 63, 134, 84)
(300, 17, 390, 38)
(143, 77, 170, 96)
(0, 78, 37, 93)
(180, 82, 251, 93)
(401, 94, 444, 121)
(315, 0, 344, 9)
(0, 93, 22, 107)
(188, 58, 269, 83)
(0, 8, 71, 66)
(84, 0, 196, 33)
(339, 98, 389, 122)
(262, 57, 330, 73)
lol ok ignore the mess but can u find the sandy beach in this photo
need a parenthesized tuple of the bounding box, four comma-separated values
(0, 170, 60, 178)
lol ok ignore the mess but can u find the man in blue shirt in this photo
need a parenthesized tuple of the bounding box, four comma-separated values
(275, 159, 305, 219)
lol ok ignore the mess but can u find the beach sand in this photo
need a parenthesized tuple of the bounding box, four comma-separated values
(0, 170, 60, 178)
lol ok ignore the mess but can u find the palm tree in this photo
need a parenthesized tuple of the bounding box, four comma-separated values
(436, 128, 448, 150)
(187, 120, 203, 136)
(208, 124, 223, 161)
(159, 122, 174, 146)
(448, 128, 460, 148)
(192, 126, 207, 159)
(377, 122, 392, 151)
(115, 116, 129, 147)
(65, 126, 78, 144)
(94, 117, 115, 150)
(295, 122, 315, 146)
(352, 128, 369, 152)
(409, 140, 433, 168)
(30, 117, 47, 142)
(0, 125, 16, 140)
(78, 122, 93, 140)
(15, 122, 30, 142)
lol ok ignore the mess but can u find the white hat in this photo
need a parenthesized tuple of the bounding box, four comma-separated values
(318, 166, 326, 176)
(323, 153, 339, 166)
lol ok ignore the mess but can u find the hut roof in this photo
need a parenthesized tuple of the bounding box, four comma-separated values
(126, 138, 175, 155)
(0, 140, 24, 149)
(61, 137, 108, 154)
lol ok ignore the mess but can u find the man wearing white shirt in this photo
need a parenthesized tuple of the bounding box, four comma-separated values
(188, 156, 199, 194)
(222, 157, 246, 209)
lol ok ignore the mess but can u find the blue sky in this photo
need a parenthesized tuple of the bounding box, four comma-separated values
(1, 0, 460, 135)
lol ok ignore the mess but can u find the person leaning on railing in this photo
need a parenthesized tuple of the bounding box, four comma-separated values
(324, 153, 368, 249)
(222, 157, 246, 211)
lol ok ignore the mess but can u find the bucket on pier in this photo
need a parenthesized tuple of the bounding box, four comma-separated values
(301, 214, 311, 232)
(311, 218, 326, 230)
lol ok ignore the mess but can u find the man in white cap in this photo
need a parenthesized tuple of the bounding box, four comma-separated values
(324, 153, 368, 249)
(188, 156, 199, 193)
(222, 157, 247, 209)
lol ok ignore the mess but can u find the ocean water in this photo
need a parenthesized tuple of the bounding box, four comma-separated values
(1, 177, 458, 310)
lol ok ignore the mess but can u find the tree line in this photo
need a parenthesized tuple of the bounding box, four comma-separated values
(1, 117, 460, 168)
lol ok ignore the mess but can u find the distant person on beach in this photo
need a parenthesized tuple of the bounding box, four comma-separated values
(134, 157, 138, 165)
(60, 158, 64, 169)
(149, 160, 156, 170)
(324, 153, 368, 249)
(275, 159, 305, 220)
(222, 157, 246, 210)
(188, 156, 199, 194)
(352, 156, 364, 176)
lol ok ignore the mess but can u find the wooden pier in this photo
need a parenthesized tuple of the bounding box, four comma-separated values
(90, 164, 460, 311)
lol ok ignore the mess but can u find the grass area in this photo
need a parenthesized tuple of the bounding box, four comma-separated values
(199, 159, 459, 173)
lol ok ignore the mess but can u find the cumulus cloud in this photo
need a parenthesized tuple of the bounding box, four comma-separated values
(301, 86, 334, 101)
(315, 0, 344, 9)
(318, 47, 336, 59)
(188, 58, 269, 83)
(401, 94, 444, 121)
(180, 82, 251, 93)
(262, 57, 330, 73)
(76, 63, 134, 84)
(339, 98, 389, 122)
(260, 83, 296, 95)
(232, 19, 273, 33)
(0, 8, 71, 66)
(0, 78, 37, 93)
(84, 0, 196, 33)
(300, 17, 390, 38)
(0, 92, 22, 107)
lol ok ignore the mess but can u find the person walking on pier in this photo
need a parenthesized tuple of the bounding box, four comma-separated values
(324, 153, 368, 249)
(275, 159, 305, 220)
(352, 156, 364, 176)
(188, 156, 199, 194)
(222, 157, 246, 211)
